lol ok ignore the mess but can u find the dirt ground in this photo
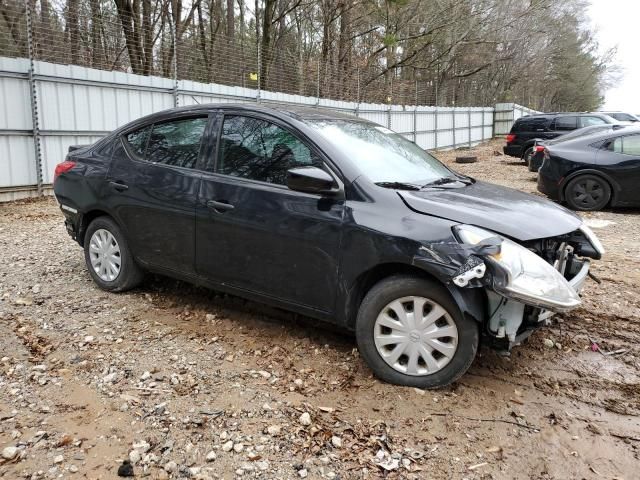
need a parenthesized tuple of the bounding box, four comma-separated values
(1, 139, 639, 480)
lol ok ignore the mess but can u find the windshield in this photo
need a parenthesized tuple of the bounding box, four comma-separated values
(609, 113, 637, 122)
(307, 120, 452, 184)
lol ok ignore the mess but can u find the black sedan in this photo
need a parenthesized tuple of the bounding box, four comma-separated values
(528, 124, 627, 172)
(53, 104, 603, 388)
(538, 126, 640, 210)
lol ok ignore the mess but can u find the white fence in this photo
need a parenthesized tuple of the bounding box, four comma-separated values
(0, 56, 529, 201)
(494, 102, 541, 135)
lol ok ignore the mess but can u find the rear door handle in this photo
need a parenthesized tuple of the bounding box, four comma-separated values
(109, 181, 129, 191)
(206, 200, 234, 212)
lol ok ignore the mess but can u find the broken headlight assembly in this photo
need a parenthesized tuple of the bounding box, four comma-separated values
(579, 224, 605, 258)
(453, 224, 581, 311)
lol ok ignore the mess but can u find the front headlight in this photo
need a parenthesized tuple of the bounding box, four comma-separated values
(454, 225, 581, 311)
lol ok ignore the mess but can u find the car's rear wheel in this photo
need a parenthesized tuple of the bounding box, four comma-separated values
(355, 275, 479, 388)
(84, 216, 144, 291)
(564, 174, 611, 211)
(522, 146, 534, 164)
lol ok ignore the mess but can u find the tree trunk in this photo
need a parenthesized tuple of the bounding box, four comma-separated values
(142, 0, 153, 74)
(89, 0, 104, 68)
(40, 0, 54, 61)
(259, 0, 276, 90)
(115, 0, 144, 74)
(337, 0, 351, 99)
(226, 0, 234, 39)
(197, 2, 211, 81)
(67, 0, 80, 64)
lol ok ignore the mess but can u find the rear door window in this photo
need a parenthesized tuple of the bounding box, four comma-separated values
(124, 125, 152, 159)
(146, 117, 208, 169)
(553, 116, 578, 131)
(612, 134, 640, 155)
(514, 118, 546, 132)
(579, 116, 607, 128)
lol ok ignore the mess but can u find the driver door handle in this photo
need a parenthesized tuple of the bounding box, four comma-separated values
(206, 200, 235, 212)
(109, 181, 129, 191)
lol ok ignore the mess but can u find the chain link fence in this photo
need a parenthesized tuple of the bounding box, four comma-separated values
(1, 0, 532, 201)
(0, 0, 485, 107)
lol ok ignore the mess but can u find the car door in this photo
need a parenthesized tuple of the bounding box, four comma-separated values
(526, 117, 554, 141)
(596, 133, 640, 205)
(550, 116, 578, 139)
(195, 113, 345, 314)
(106, 114, 212, 274)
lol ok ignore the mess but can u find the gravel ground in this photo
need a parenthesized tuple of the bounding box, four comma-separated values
(1, 139, 639, 479)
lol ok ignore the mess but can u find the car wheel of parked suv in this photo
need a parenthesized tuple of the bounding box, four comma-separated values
(564, 174, 611, 211)
(84, 216, 144, 292)
(355, 275, 479, 388)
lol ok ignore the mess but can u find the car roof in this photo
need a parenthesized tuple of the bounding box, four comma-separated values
(517, 112, 613, 120)
(557, 125, 640, 145)
(146, 102, 365, 122)
(546, 124, 625, 144)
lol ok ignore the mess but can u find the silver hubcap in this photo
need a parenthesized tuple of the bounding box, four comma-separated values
(374, 296, 458, 376)
(89, 229, 121, 282)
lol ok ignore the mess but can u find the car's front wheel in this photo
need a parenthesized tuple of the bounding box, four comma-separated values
(355, 275, 479, 388)
(84, 216, 144, 292)
(564, 174, 611, 211)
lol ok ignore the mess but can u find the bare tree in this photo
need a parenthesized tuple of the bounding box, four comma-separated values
(0, 0, 613, 110)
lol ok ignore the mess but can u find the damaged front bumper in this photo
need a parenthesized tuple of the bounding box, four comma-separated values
(416, 223, 601, 351)
(486, 255, 590, 348)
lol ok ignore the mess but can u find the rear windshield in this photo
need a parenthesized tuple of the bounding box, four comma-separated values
(547, 125, 614, 145)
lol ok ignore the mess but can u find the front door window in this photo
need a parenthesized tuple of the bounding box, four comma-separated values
(217, 115, 324, 185)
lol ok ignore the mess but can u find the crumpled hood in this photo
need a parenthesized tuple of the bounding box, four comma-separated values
(399, 180, 583, 241)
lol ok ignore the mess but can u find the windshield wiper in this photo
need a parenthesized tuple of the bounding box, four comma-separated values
(375, 181, 422, 191)
(422, 176, 473, 187)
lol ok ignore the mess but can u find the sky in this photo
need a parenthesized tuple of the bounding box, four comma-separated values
(588, 0, 640, 113)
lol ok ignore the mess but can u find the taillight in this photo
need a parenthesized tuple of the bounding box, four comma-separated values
(54, 161, 76, 181)
(534, 145, 545, 152)
(506, 134, 516, 143)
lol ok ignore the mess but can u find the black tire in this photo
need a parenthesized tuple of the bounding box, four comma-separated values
(522, 146, 534, 164)
(83, 216, 144, 292)
(564, 174, 611, 211)
(355, 275, 479, 388)
(455, 155, 477, 164)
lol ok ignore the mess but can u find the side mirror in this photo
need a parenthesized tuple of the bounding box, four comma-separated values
(286, 166, 338, 195)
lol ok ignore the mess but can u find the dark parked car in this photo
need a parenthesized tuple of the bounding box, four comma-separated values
(528, 124, 627, 172)
(53, 104, 604, 388)
(538, 126, 640, 210)
(598, 111, 639, 123)
(503, 112, 618, 162)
